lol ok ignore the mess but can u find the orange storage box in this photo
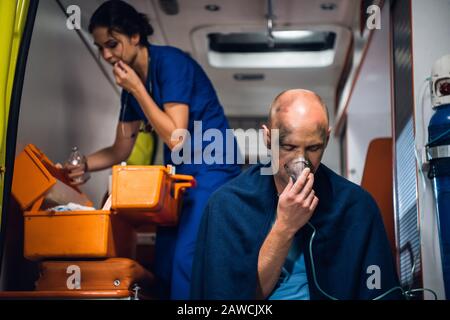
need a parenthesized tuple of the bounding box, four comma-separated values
(23, 209, 136, 261)
(111, 165, 196, 226)
(11, 144, 136, 261)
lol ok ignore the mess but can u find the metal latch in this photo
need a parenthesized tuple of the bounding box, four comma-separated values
(132, 284, 141, 300)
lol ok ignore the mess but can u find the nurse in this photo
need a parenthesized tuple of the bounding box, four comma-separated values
(67, 0, 241, 299)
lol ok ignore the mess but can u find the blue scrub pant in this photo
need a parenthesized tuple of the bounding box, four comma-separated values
(153, 169, 239, 299)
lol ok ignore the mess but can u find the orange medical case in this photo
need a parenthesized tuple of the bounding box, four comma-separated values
(11, 144, 195, 262)
(11, 144, 137, 261)
(22, 209, 136, 261)
(111, 164, 196, 226)
(35, 258, 154, 296)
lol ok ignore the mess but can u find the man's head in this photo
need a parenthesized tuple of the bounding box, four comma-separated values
(263, 89, 331, 187)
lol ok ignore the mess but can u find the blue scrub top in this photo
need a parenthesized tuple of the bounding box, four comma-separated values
(268, 231, 310, 300)
(120, 44, 240, 176)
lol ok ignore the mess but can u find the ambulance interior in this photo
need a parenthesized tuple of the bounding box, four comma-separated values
(0, 0, 449, 300)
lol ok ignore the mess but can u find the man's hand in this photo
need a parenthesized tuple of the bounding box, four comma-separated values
(275, 168, 319, 237)
(113, 60, 144, 94)
(256, 168, 319, 299)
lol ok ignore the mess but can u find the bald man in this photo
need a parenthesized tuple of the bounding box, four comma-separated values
(191, 89, 402, 300)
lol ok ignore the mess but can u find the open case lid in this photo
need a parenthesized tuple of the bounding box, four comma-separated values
(12, 145, 57, 210)
(11, 144, 87, 210)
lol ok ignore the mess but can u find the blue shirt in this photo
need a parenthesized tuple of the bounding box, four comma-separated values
(120, 44, 240, 176)
(268, 231, 310, 300)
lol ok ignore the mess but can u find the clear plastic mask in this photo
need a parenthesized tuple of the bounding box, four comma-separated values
(284, 157, 313, 182)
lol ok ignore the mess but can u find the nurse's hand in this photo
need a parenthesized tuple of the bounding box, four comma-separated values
(274, 168, 318, 238)
(63, 162, 91, 186)
(113, 61, 144, 95)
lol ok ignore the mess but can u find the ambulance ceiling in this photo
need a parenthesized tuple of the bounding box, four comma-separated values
(73, 0, 361, 118)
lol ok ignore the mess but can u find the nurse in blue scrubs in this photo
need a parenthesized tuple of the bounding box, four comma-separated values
(67, 0, 241, 299)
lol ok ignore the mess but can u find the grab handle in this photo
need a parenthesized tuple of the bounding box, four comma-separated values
(171, 174, 196, 199)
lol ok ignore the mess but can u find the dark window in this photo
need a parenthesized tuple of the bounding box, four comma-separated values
(208, 31, 336, 53)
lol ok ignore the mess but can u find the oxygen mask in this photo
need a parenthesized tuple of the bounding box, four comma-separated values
(284, 157, 313, 183)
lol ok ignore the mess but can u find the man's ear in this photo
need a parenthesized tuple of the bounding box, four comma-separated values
(262, 124, 271, 150)
(325, 127, 331, 147)
(131, 33, 140, 46)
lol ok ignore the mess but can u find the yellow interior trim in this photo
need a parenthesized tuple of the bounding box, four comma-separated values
(0, 0, 30, 215)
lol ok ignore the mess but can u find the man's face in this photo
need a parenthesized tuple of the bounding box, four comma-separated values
(271, 114, 329, 187)
(92, 27, 138, 66)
